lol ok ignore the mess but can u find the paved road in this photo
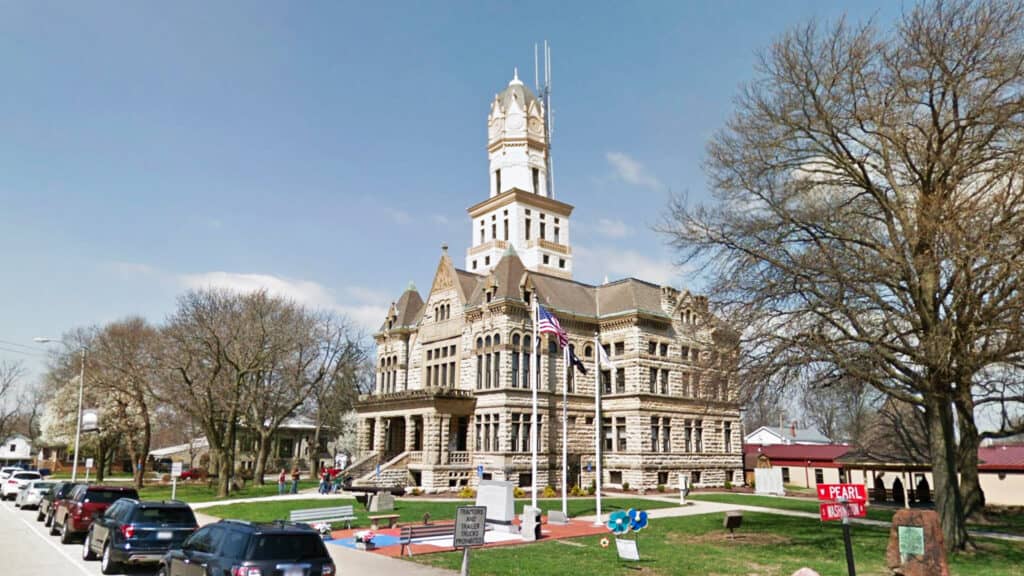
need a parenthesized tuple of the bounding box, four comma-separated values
(0, 497, 157, 576)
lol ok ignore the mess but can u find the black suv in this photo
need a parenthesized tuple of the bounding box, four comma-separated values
(83, 499, 198, 574)
(159, 520, 336, 576)
(37, 481, 83, 525)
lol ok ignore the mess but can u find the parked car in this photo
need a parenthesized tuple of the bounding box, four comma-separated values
(158, 520, 336, 576)
(178, 468, 203, 481)
(0, 465, 24, 479)
(38, 481, 84, 524)
(83, 499, 198, 574)
(51, 485, 140, 544)
(2, 470, 42, 499)
(14, 480, 57, 509)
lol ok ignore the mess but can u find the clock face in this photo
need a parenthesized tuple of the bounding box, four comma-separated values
(507, 115, 524, 130)
(529, 118, 542, 133)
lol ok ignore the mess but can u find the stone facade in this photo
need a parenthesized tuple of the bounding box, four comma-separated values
(354, 72, 743, 493)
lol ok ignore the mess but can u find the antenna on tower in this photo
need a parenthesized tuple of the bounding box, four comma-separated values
(535, 41, 554, 199)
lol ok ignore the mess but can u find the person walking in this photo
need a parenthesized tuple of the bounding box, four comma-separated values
(277, 469, 287, 495)
(319, 469, 330, 494)
(290, 467, 300, 494)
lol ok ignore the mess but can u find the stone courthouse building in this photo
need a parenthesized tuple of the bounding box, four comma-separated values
(354, 71, 744, 493)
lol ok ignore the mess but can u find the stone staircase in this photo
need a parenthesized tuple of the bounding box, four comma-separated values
(344, 451, 380, 481)
(356, 451, 413, 487)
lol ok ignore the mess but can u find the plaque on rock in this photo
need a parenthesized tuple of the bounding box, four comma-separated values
(369, 491, 395, 512)
(885, 509, 949, 576)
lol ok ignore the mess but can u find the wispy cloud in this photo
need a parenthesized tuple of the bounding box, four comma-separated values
(606, 152, 662, 190)
(176, 271, 388, 332)
(595, 218, 631, 238)
(575, 245, 681, 286)
(432, 214, 451, 226)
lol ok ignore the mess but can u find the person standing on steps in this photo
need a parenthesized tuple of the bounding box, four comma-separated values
(290, 467, 300, 494)
(277, 469, 287, 495)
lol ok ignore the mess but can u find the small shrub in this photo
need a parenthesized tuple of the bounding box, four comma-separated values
(622, 481, 630, 492)
(513, 486, 526, 498)
(457, 486, 477, 499)
(542, 485, 557, 498)
(586, 480, 596, 496)
(724, 481, 733, 490)
(656, 484, 665, 493)
(569, 485, 585, 497)
(410, 487, 423, 496)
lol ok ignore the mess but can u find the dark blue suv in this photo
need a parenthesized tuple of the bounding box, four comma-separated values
(82, 499, 198, 574)
(159, 520, 336, 576)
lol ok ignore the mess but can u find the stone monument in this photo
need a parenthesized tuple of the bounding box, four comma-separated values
(520, 506, 542, 541)
(369, 491, 395, 512)
(885, 509, 949, 576)
(475, 479, 516, 533)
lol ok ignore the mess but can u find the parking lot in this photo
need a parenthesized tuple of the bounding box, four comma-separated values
(0, 496, 158, 576)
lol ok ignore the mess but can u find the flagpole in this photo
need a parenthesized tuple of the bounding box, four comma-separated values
(531, 293, 539, 510)
(594, 332, 603, 526)
(561, 344, 568, 517)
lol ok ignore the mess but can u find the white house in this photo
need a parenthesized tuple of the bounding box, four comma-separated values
(745, 425, 832, 446)
(0, 434, 33, 466)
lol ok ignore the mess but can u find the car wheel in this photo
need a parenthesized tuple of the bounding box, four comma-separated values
(156, 565, 169, 576)
(60, 519, 73, 544)
(49, 515, 60, 535)
(82, 530, 97, 560)
(100, 542, 120, 575)
(36, 509, 45, 522)
(45, 510, 54, 527)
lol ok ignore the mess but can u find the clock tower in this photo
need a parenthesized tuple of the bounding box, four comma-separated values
(466, 69, 574, 279)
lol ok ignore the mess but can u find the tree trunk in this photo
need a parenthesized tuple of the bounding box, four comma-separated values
(926, 394, 969, 551)
(309, 426, 323, 477)
(95, 438, 107, 483)
(135, 403, 152, 490)
(955, 387, 985, 519)
(253, 431, 272, 486)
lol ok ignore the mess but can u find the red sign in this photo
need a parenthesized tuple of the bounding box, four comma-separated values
(819, 501, 867, 521)
(816, 483, 868, 503)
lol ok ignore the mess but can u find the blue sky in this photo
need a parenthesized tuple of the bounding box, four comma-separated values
(0, 1, 899, 380)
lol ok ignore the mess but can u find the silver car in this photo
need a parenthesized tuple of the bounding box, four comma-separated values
(15, 480, 56, 509)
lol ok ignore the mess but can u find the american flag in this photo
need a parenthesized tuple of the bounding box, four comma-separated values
(538, 305, 569, 348)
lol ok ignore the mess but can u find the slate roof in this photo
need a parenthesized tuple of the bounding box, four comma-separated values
(382, 285, 424, 331)
(496, 77, 539, 114)
(461, 249, 674, 321)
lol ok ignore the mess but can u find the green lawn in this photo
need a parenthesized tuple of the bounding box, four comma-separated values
(201, 497, 678, 528)
(137, 480, 320, 503)
(691, 493, 1024, 536)
(412, 511, 1024, 576)
(690, 492, 896, 522)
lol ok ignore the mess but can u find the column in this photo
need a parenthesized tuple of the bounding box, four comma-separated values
(405, 415, 417, 455)
(439, 415, 451, 465)
(356, 419, 370, 455)
(373, 417, 386, 455)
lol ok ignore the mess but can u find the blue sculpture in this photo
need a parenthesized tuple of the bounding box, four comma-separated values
(607, 510, 630, 535)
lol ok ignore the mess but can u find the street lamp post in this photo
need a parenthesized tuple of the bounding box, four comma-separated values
(35, 338, 87, 482)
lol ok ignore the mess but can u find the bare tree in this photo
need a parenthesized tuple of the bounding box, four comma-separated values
(801, 378, 875, 444)
(662, 0, 1024, 551)
(159, 289, 296, 497)
(304, 342, 368, 476)
(0, 361, 26, 442)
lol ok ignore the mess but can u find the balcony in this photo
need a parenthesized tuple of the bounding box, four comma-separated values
(447, 451, 470, 465)
(468, 240, 509, 256)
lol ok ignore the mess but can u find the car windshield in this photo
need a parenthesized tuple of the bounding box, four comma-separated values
(85, 490, 138, 504)
(131, 507, 197, 525)
(13, 473, 40, 480)
(32, 482, 56, 490)
(248, 534, 327, 561)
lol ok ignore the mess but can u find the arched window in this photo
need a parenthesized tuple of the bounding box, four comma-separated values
(485, 335, 492, 348)
(584, 345, 593, 358)
(476, 337, 484, 350)
(494, 334, 500, 346)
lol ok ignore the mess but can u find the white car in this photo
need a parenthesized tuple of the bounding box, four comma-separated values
(2, 470, 41, 500)
(0, 466, 23, 480)
(14, 480, 56, 509)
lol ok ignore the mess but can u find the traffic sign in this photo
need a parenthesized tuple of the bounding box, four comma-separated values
(819, 501, 867, 521)
(171, 462, 183, 477)
(85, 458, 94, 469)
(454, 506, 487, 547)
(816, 483, 867, 503)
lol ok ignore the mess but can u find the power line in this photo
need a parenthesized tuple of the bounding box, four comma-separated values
(0, 344, 49, 358)
(0, 338, 45, 351)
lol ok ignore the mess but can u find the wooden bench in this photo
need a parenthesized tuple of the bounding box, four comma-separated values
(399, 523, 457, 556)
(289, 505, 357, 529)
(368, 513, 400, 530)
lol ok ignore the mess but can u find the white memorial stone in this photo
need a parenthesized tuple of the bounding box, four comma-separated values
(754, 468, 785, 496)
(475, 480, 516, 533)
